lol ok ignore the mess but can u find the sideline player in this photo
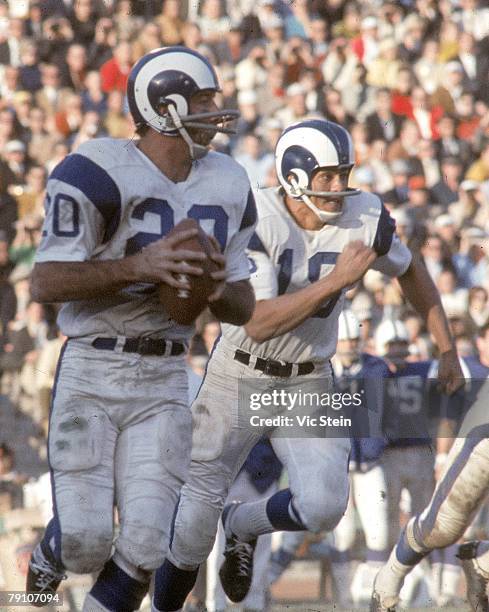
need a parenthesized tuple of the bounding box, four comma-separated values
(151, 119, 461, 612)
(26, 46, 256, 611)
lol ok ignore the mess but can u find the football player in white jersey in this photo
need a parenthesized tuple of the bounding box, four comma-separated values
(25, 46, 256, 611)
(151, 119, 462, 612)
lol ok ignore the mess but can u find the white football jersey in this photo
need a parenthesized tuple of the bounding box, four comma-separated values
(222, 187, 411, 363)
(36, 138, 256, 339)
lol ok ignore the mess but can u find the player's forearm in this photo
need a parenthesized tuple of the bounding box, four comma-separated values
(244, 273, 343, 342)
(397, 257, 455, 354)
(209, 280, 255, 325)
(30, 259, 140, 302)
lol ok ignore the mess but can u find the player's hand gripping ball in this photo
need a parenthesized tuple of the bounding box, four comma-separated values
(158, 219, 220, 324)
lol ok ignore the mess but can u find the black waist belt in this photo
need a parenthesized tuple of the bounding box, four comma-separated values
(91, 337, 185, 357)
(234, 349, 315, 377)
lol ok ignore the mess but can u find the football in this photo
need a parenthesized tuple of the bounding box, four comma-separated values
(158, 218, 220, 325)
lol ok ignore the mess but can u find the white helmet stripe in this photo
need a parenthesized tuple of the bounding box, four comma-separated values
(134, 49, 218, 129)
(275, 126, 342, 169)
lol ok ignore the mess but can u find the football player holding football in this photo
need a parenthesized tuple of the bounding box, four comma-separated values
(26, 46, 256, 611)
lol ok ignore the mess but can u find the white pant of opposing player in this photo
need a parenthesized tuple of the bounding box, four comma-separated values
(381, 445, 435, 548)
(168, 339, 351, 570)
(405, 381, 489, 553)
(206, 470, 277, 611)
(333, 466, 389, 555)
(407, 434, 489, 552)
(48, 340, 191, 578)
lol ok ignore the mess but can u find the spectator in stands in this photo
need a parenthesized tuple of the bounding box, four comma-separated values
(132, 22, 162, 60)
(433, 214, 459, 254)
(87, 17, 116, 70)
(421, 234, 453, 282)
(0, 17, 25, 67)
(351, 16, 380, 68)
(453, 226, 489, 287)
(431, 157, 465, 206)
(0, 443, 26, 508)
(103, 90, 130, 138)
(26, 107, 60, 167)
(14, 165, 46, 220)
(365, 88, 403, 144)
(0, 232, 16, 349)
(432, 61, 467, 115)
(69, 0, 98, 46)
(198, 0, 231, 44)
(60, 43, 87, 92)
(468, 286, 489, 329)
(38, 17, 73, 66)
(34, 63, 72, 116)
(435, 114, 472, 167)
(100, 40, 132, 94)
(81, 70, 107, 114)
(437, 267, 469, 318)
(18, 41, 42, 93)
(382, 159, 410, 207)
(366, 37, 402, 90)
(414, 39, 443, 95)
(465, 141, 489, 182)
(234, 133, 274, 189)
(156, 0, 184, 46)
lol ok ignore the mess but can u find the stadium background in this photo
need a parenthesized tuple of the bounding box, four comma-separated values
(0, 0, 489, 609)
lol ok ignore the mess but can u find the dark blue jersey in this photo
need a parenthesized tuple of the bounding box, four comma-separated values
(383, 360, 436, 448)
(334, 353, 390, 470)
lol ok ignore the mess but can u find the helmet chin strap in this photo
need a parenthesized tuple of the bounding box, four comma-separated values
(166, 104, 208, 160)
(289, 177, 359, 223)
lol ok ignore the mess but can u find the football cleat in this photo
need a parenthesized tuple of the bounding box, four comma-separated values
(457, 541, 489, 612)
(369, 582, 398, 612)
(219, 502, 256, 603)
(26, 543, 67, 607)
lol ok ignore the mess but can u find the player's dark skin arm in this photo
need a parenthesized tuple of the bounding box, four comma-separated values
(397, 254, 463, 396)
(30, 229, 207, 302)
(244, 241, 377, 342)
(209, 279, 255, 325)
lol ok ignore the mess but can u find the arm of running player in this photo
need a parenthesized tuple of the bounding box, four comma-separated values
(30, 229, 207, 303)
(397, 255, 463, 395)
(203, 246, 255, 325)
(245, 240, 377, 342)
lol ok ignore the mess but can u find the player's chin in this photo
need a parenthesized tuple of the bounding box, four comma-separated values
(188, 126, 217, 147)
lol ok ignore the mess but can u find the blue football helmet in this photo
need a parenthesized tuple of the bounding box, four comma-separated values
(127, 46, 239, 158)
(275, 119, 360, 221)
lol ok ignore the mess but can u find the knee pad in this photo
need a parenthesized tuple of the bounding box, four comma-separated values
(168, 497, 223, 568)
(296, 486, 349, 533)
(62, 530, 112, 574)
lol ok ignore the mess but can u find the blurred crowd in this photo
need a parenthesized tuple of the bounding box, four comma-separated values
(0, 0, 489, 602)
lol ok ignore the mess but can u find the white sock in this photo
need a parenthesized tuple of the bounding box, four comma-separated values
(440, 563, 461, 599)
(229, 499, 273, 542)
(374, 547, 413, 607)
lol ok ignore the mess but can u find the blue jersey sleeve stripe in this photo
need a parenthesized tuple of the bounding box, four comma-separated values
(239, 189, 257, 231)
(248, 231, 268, 254)
(373, 203, 396, 256)
(51, 154, 121, 243)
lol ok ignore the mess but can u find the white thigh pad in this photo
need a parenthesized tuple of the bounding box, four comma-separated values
(191, 384, 232, 462)
(49, 405, 106, 471)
